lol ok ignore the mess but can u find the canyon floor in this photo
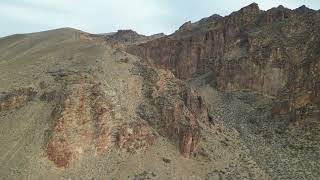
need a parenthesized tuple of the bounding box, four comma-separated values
(0, 28, 319, 180)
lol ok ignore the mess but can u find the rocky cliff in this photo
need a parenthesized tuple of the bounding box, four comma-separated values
(128, 3, 320, 122)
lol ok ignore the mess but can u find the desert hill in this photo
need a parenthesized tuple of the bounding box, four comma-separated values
(0, 3, 319, 180)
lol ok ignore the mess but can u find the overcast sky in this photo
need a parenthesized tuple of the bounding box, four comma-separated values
(1, 0, 320, 37)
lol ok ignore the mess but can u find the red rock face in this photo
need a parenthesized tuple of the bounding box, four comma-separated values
(128, 4, 320, 121)
(46, 82, 96, 167)
(90, 84, 115, 153)
(45, 82, 119, 167)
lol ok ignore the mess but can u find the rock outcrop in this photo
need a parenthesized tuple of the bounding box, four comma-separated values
(105, 29, 165, 49)
(105, 30, 146, 45)
(0, 88, 37, 112)
(135, 64, 209, 157)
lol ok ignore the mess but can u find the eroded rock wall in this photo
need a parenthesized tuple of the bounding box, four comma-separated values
(135, 64, 210, 157)
(128, 4, 320, 122)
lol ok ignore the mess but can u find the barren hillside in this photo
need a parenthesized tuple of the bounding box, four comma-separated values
(0, 3, 319, 180)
